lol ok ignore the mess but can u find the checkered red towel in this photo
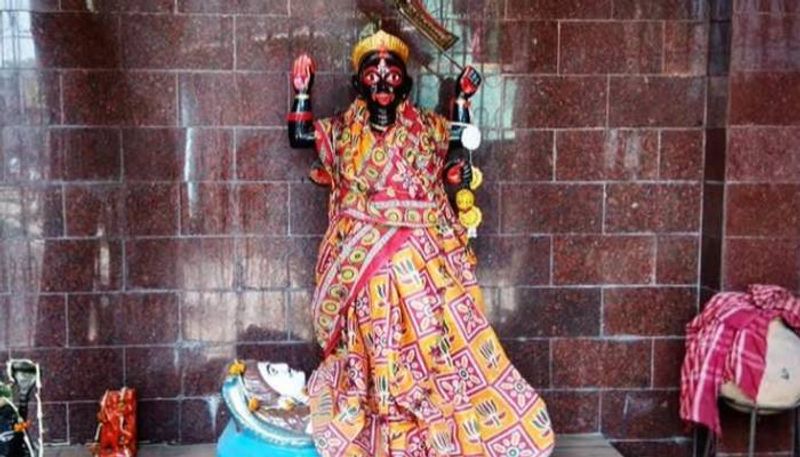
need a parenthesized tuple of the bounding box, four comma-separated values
(680, 285, 800, 434)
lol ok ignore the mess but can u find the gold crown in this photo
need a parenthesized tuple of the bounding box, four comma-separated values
(351, 30, 410, 71)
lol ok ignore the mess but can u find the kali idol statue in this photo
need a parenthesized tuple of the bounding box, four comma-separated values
(287, 29, 555, 457)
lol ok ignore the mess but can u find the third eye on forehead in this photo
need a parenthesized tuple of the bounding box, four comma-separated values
(360, 59, 404, 86)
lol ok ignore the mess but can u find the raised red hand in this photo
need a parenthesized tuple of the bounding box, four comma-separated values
(457, 65, 481, 98)
(309, 162, 332, 187)
(292, 54, 315, 94)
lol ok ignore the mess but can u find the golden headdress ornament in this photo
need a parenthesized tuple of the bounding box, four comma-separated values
(351, 30, 410, 71)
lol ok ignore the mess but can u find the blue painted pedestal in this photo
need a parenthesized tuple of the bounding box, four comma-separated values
(217, 420, 319, 457)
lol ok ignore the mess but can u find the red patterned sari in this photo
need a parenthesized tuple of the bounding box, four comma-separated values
(307, 100, 554, 457)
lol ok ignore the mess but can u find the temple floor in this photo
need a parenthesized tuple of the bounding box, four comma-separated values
(45, 434, 623, 456)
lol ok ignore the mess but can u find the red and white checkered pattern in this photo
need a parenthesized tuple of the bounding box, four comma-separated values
(680, 285, 800, 434)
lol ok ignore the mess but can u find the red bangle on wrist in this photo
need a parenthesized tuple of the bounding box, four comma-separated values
(287, 112, 313, 122)
(445, 164, 463, 185)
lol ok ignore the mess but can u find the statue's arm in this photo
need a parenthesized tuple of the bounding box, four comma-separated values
(448, 65, 481, 148)
(288, 54, 316, 149)
(444, 66, 482, 187)
(288, 55, 333, 186)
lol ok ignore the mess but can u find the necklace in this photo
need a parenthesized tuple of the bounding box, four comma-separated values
(369, 122, 388, 133)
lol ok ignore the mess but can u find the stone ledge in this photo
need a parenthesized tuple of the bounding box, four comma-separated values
(555, 434, 625, 456)
(46, 434, 623, 457)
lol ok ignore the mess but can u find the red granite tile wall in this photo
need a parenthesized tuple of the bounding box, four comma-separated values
(481, 1, 708, 455)
(0, 0, 759, 455)
(711, 0, 800, 454)
(724, 1, 800, 293)
(700, 0, 731, 306)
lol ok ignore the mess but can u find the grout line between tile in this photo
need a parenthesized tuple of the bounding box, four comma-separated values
(556, 21, 561, 75)
(58, 71, 65, 125)
(548, 235, 554, 286)
(652, 234, 658, 284)
(548, 339, 554, 389)
(551, 130, 557, 181)
(63, 293, 69, 347)
(284, 289, 291, 341)
(599, 287, 605, 336)
(601, 183, 607, 234)
(597, 388, 603, 432)
(660, 20, 667, 73)
(604, 75, 611, 128)
(649, 338, 655, 388)
(119, 128, 128, 292)
(286, 182, 292, 235)
(174, 73, 180, 127)
(60, 179, 68, 237)
(65, 403, 70, 444)
(232, 15, 237, 71)
(656, 129, 662, 179)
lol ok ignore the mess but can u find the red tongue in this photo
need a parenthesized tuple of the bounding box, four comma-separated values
(374, 93, 394, 106)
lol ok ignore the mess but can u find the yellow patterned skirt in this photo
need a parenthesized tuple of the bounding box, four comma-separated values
(308, 226, 555, 457)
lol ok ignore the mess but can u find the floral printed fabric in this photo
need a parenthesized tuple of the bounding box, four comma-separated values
(311, 99, 462, 354)
(308, 101, 555, 456)
(314, 99, 450, 229)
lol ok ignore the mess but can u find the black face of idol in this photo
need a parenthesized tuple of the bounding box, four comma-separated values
(353, 51, 412, 128)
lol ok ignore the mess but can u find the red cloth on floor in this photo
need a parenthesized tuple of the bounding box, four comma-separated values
(679, 285, 800, 434)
